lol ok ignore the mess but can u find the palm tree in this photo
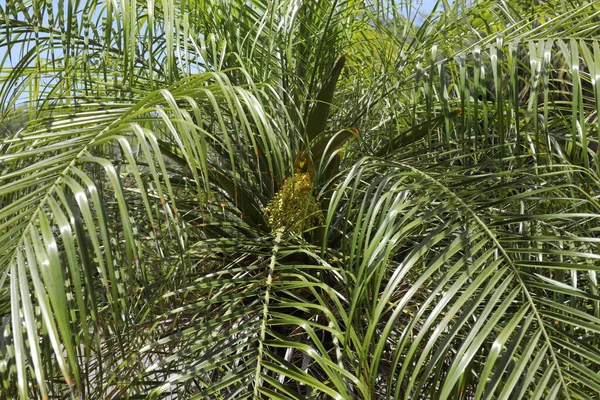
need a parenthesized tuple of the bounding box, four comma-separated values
(1, 0, 600, 398)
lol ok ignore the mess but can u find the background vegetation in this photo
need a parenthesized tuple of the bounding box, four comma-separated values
(2, 0, 600, 398)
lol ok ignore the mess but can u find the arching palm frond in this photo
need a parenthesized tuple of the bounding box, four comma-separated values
(0, 69, 291, 397)
(323, 155, 600, 398)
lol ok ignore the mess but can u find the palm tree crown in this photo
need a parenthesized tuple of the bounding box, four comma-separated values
(1, 0, 600, 398)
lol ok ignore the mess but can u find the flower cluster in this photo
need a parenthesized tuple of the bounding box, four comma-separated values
(265, 173, 323, 235)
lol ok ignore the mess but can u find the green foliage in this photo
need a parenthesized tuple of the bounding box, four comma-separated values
(1, 0, 600, 399)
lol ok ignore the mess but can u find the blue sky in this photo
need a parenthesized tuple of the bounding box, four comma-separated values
(418, 0, 444, 15)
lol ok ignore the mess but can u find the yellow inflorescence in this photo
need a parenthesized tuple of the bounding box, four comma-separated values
(265, 173, 323, 235)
